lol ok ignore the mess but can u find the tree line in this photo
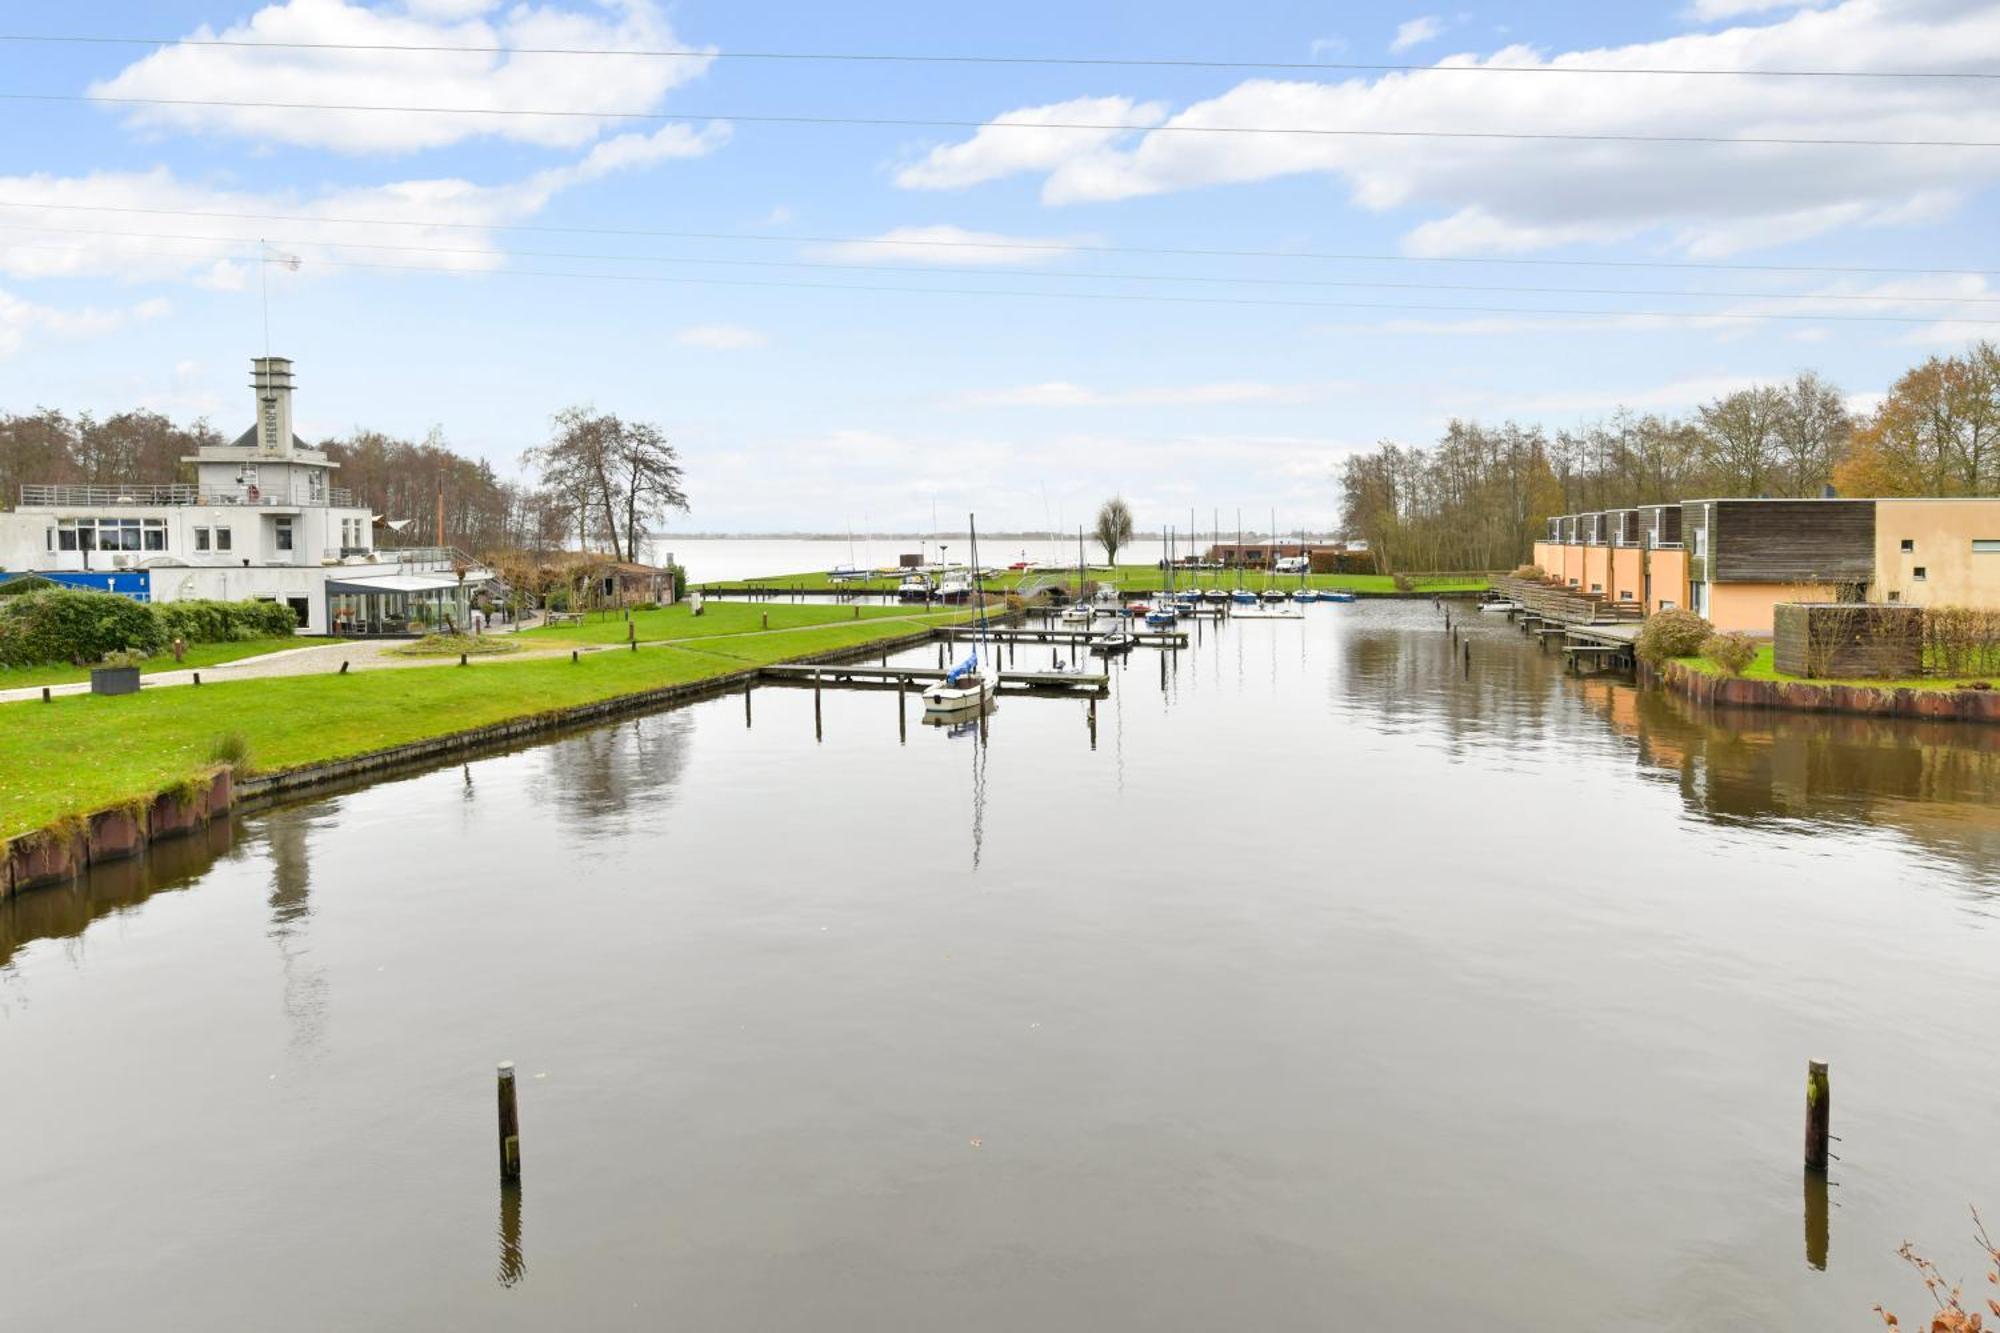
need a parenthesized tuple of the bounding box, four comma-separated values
(1340, 341, 2000, 573)
(0, 405, 687, 567)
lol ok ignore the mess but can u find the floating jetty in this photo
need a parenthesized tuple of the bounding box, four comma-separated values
(936, 626, 1187, 648)
(757, 663, 1107, 697)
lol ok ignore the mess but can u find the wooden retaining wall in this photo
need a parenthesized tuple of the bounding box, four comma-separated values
(1, 622, 950, 903)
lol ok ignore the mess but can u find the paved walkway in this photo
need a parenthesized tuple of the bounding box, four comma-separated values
(0, 633, 587, 704)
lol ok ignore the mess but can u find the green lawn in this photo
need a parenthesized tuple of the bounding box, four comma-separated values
(0, 609, 969, 841)
(1676, 645, 1999, 690)
(0, 637, 334, 690)
(703, 567, 1488, 595)
(517, 600, 917, 645)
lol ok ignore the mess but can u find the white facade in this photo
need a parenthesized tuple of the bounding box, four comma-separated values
(0, 357, 484, 634)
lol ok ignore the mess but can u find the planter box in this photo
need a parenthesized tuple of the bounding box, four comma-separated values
(89, 665, 141, 696)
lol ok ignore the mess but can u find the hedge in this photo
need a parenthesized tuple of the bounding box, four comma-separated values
(0, 590, 298, 667)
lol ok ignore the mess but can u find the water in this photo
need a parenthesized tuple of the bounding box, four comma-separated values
(3, 603, 1997, 1331)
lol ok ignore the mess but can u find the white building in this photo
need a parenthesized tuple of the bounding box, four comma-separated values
(0, 357, 491, 634)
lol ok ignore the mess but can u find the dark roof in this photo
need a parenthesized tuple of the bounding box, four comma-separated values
(228, 426, 320, 451)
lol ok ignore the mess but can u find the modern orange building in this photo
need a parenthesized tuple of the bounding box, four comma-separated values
(1537, 497, 2000, 635)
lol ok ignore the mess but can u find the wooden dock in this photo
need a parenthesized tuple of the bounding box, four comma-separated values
(758, 663, 1108, 697)
(937, 626, 1187, 647)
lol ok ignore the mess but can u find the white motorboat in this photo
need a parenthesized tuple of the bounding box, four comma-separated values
(923, 661, 997, 714)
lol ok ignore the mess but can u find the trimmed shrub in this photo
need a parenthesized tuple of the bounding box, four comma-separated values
(1635, 607, 1713, 667)
(1700, 631, 1758, 676)
(0, 589, 165, 667)
(154, 598, 297, 644)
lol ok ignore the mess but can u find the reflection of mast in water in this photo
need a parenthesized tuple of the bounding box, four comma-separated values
(969, 707, 989, 870)
(264, 809, 328, 1058)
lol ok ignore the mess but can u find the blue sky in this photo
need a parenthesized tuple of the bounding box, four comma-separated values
(1, 0, 1997, 532)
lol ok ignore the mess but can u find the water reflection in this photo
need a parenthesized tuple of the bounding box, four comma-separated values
(497, 1182, 526, 1288)
(534, 711, 695, 825)
(257, 808, 328, 1058)
(1803, 1170, 1830, 1272)
(0, 817, 235, 976)
(1571, 677, 2000, 887)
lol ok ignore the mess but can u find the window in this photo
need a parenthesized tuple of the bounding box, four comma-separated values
(1913, 566, 1927, 581)
(1888, 591, 1902, 602)
(1975, 539, 2000, 554)
(215, 527, 232, 552)
(194, 527, 211, 552)
(1590, 582, 1603, 593)
(274, 518, 293, 552)
(1901, 539, 1915, 553)
(143, 520, 166, 552)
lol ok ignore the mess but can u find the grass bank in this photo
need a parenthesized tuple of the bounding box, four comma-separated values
(1675, 645, 1998, 690)
(0, 609, 968, 841)
(0, 637, 335, 690)
(518, 600, 915, 645)
(702, 568, 1488, 595)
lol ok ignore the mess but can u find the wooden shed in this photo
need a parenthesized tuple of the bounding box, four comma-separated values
(1773, 602, 1924, 679)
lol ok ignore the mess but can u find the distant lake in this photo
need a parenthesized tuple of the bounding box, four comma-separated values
(654, 536, 1217, 583)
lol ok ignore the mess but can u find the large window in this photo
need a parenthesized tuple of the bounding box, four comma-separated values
(54, 517, 166, 554)
(274, 518, 294, 552)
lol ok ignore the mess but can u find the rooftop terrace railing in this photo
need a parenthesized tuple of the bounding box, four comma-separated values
(21, 482, 355, 508)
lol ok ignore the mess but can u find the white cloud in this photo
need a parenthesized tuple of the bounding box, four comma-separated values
(0, 288, 169, 359)
(1390, 16, 1447, 52)
(894, 96, 1168, 191)
(1684, 0, 1830, 20)
(805, 225, 1088, 267)
(0, 124, 725, 284)
(1310, 36, 1350, 58)
(952, 380, 1325, 408)
(88, 0, 715, 154)
(902, 2, 2000, 260)
(674, 324, 766, 349)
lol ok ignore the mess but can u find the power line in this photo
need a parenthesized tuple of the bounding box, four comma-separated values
(7, 220, 1997, 306)
(9, 90, 2000, 149)
(10, 235, 1996, 326)
(2, 198, 1995, 280)
(0, 31, 1993, 81)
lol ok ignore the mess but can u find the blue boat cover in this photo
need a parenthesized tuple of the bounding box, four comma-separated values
(945, 652, 978, 684)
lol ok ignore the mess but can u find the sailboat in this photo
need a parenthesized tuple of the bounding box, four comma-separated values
(923, 515, 998, 715)
(1292, 528, 1319, 602)
(1060, 525, 1092, 626)
(1145, 525, 1179, 627)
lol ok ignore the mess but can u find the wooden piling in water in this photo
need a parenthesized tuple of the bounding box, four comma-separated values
(744, 681, 752, 727)
(898, 676, 907, 742)
(814, 672, 823, 741)
(497, 1061, 521, 1182)
(1804, 1060, 1831, 1171)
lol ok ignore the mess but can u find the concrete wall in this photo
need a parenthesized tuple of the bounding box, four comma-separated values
(1647, 549, 1689, 614)
(1871, 499, 2000, 608)
(1581, 546, 1612, 597)
(1707, 582, 1834, 635)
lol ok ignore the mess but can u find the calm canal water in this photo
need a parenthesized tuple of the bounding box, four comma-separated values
(3, 602, 1997, 1331)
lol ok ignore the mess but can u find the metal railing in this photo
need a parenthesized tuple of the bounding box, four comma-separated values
(20, 482, 355, 508)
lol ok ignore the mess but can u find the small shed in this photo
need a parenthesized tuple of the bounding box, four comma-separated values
(1773, 602, 1924, 679)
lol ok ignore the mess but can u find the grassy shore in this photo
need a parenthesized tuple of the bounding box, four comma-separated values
(1676, 645, 1999, 690)
(0, 637, 335, 690)
(0, 609, 968, 841)
(701, 567, 1489, 595)
(518, 600, 916, 645)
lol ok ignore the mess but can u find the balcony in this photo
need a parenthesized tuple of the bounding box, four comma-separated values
(20, 482, 356, 508)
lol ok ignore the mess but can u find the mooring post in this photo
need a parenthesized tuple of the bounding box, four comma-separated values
(1803, 1166, 1830, 1271)
(938, 642, 945, 669)
(853, 603, 860, 619)
(1804, 1060, 1831, 1171)
(1159, 649, 1167, 691)
(761, 611, 769, 631)
(1087, 695, 1098, 749)
(898, 675, 908, 742)
(497, 1061, 521, 1182)
(744, 681, 752, 727)
(814, 671, 823, 741)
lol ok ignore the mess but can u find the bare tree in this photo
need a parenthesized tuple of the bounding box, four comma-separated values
(1094, 496, 1134, 566)
(525, 407, 689, 563)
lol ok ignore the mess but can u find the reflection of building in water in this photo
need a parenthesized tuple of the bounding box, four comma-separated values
(1575, 676, 2000, 884)
(262, 809, 329, 1056)
(536, 712, 695, 825)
